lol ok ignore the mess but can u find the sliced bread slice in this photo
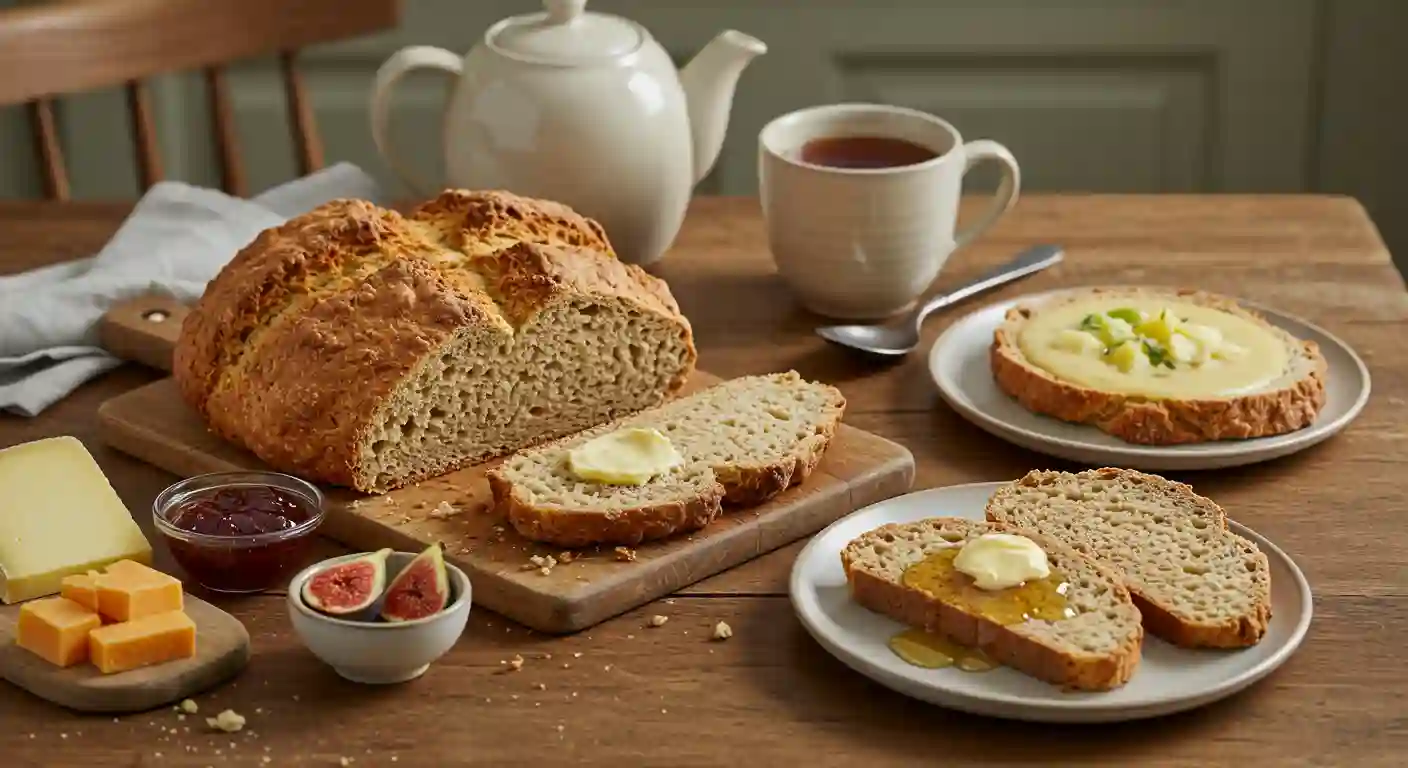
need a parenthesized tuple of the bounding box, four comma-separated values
(487, 371, 846, 547)
(985, 468, 1272, 648)
(990, 287, 1327, 445)
(841, 517, 1143, 691)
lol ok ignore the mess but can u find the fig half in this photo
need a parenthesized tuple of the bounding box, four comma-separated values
(302, 548, 392, 616)
(380, 543, 450, 622)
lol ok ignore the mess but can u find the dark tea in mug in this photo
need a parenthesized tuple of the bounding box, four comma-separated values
(799, 135, 938, 169)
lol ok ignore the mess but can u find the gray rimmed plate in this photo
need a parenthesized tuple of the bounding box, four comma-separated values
(788, 482, 1313, 723)
(927, 289, 1371, 471)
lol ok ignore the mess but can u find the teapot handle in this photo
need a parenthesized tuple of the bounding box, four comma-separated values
(370, 46, 464, 196)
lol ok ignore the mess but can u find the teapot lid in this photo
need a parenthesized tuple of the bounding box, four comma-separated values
(487, 0, 644, 65)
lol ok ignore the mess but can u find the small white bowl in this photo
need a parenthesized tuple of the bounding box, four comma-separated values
(287, 551, 472, 684)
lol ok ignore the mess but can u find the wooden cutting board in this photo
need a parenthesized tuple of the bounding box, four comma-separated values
(95, 298, 915, 634)
(0, 595, 250, 713)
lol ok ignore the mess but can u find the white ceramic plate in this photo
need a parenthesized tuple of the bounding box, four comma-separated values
(928, 289, 1371, 471)
(789, 482, 1313, 723)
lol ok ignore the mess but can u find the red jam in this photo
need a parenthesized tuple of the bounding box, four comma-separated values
(158, 483, 322, 594)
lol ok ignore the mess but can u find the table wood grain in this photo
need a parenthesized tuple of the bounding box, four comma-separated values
(2, 196, 1405, 767)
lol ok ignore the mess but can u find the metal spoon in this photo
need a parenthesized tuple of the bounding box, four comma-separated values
(815, 244, 1064, 357)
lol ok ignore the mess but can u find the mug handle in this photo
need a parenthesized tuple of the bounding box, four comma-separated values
(953, 139, 1022, 249)
(370, 46, 464, 196)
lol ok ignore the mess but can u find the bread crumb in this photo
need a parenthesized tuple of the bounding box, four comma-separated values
(613, 546, 636, 562)
(558, 551, 575, 564)
(572, 652, 582, 658)
(178, 699, 198, 714)
(206, 710, 245, 733)
(505, 654, 525, 672)
(648, 615, 668, 628)
(712, 621, 733, 641)
(340, 758, 352, 767)
(525, 554, 558, 576)
(535, 683, 547, 690)
(541, 653, 553, 660)
(429, 501, 462, 520)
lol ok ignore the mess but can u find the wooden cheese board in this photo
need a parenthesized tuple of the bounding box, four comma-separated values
(0, 594, 250, 713)
(95, 298, 916, 634)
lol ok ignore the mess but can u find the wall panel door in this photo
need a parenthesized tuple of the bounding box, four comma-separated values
(0, 0, 1336, 201)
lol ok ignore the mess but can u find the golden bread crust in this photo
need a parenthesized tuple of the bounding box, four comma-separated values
(990, 287, 1327, 444)
(489, 472, 725, 548)
(173, 189, 696, 491)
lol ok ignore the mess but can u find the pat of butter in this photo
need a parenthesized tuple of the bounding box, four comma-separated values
(952, 533, 1050, 591)
(566, 428, 684, 485)
(0, 437, 153, 604)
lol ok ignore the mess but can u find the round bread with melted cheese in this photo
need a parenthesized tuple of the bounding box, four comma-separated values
(990, 287, 1327, 445)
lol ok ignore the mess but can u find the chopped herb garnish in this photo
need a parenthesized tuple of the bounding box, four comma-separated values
(1142, 340, 1176, 369)
(1106, 308, 1143, 326)
(1079, 313, 1103, 332)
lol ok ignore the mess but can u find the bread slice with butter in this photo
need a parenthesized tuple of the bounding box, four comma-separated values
(985, 468, 1272, 648)
(487, 371, 845, 547)
(990, 287, 1326, 444)
(841, 517, 1143, 692)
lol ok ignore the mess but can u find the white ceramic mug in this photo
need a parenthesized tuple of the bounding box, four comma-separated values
(758, 104, 1021, 319)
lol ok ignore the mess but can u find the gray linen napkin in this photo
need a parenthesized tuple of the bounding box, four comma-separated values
(0, 163, 385, 416)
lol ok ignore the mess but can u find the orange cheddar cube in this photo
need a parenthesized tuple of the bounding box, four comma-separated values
(95, 561, 183, 623)
(103, 559, 155, 578)
(59, 571, 102, 613)
(87, 610, 196, 674)
(16, 596, 101, 667)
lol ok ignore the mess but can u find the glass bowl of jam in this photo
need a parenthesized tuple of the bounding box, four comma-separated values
(153, 471, 326, 594)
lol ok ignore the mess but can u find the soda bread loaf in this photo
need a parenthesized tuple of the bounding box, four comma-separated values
(985, 468, 1272, 648)
(174, 190, 697, 493)
(841, 517, 1143, 692)
(488, 372, 845, 547)
(990, 287, 1326, 444)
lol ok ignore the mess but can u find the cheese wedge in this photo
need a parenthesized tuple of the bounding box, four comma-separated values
(88, 611, 197, 674)
(16, 596, 102, 667)
(0, 437, 153, 603)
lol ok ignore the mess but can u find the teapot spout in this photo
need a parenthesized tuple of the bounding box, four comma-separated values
(679, 30, 767, 186)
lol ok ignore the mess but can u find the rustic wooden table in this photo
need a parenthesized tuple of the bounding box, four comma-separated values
(1, 196, 1404, 766)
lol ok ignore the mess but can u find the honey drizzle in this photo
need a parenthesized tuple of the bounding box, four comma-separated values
(888, 629, 997, 672)
(887, 547, 1077, 673)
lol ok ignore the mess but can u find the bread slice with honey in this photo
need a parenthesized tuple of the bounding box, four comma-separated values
(841, 517, 1143, 692)
(990, 286, 1326, 444)
(488, 372, 845, 547)
(985, 468, 1272, 648)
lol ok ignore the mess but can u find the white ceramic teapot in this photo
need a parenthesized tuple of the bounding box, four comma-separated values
(370, 0, 766, 266)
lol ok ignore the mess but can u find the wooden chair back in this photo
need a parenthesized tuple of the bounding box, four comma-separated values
(0, 0, 401, 199)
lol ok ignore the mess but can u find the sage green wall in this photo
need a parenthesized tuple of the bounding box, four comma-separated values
(0, 0, 1403, 272)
